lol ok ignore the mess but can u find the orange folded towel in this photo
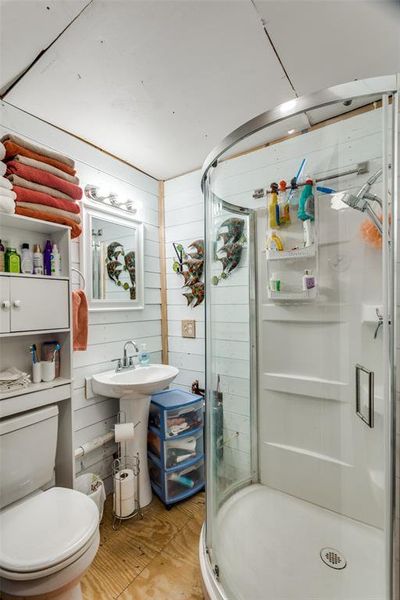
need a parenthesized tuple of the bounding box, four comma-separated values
(4, 140, 76, 176)
(15, 205, 82, 239)
(72, 290, 88, 351)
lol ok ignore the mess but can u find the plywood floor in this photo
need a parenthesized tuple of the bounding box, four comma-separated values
(81, 492, 205, 600)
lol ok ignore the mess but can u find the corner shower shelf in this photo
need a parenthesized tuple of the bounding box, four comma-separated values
(266, 245, 316, 261)
(268, 288, 317, 301)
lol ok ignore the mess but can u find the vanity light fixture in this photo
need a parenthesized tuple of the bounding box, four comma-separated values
(84, 184, 137, 214)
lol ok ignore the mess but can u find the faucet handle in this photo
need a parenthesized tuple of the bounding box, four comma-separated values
(111, 358, 122, 371)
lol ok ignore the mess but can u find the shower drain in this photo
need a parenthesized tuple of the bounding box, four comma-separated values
(320, 547, 347, 570)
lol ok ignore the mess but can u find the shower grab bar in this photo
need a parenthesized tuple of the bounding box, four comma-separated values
(355, 364, 374, 428)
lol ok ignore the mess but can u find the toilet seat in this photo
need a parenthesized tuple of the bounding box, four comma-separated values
(0, 487, 99, 579)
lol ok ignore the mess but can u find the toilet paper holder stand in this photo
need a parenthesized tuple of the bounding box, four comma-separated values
(112, 412, 143, 530)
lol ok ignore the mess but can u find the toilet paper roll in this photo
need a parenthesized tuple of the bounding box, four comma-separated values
(114, 468, 135, 517)
(114, 422, 135, 442)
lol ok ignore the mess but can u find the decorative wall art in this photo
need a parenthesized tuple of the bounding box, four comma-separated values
(212, 217, 246, 285)
(172, 239, 205, 307)
(106, 242, 137, 300)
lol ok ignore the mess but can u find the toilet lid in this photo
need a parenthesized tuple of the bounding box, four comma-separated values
(0, 487, 99, 573)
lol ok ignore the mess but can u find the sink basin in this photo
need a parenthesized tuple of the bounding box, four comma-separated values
(92, 364, 179, 399)
(91, 363, 179, 508)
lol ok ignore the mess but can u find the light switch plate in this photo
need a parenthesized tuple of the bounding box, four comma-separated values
(85, 376, 95, 400)
(182, 319, 196, 338)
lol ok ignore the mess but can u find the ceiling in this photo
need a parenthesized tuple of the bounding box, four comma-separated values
(0, 0, 399, 180)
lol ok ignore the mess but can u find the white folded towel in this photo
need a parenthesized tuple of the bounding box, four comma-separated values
(0, 174, 12, 190)
(0, 161, 6, 176)
(0, 187, 16, 200)
(0, 367, 30, 392)
(0, 196, 15, 214)
(0, 141, 5, 161)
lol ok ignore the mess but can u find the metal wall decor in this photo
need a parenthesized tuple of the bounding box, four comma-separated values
(212, 217, 246, 285)
(172, 240, 205, 307)
(106, 241, 136, 300)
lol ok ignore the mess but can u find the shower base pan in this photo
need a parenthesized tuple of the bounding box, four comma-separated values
(200, 484, 385, 600)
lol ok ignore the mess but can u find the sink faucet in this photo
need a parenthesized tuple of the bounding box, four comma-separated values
(112, 340, 139, 372)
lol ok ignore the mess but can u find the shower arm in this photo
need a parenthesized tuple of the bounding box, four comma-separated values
(365, 202, 383, 234)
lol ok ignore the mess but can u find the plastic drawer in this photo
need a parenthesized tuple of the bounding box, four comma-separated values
(148, 454, 204, 505)
(148, 428, 204, 469)
(166, 458, 204, 502)
(149, 400, 203, 438)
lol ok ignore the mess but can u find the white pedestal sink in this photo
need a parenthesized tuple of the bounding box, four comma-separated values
(92, 364, 179, 507)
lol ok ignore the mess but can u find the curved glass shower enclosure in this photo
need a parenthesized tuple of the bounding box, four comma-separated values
(200, 76, 398, 600)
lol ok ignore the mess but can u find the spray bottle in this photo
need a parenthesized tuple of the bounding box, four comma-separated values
(279, 180, 290, 225)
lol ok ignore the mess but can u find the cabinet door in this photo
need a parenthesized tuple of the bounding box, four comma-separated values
(0, 277, 11, 333)
(10, 278, 69, 332)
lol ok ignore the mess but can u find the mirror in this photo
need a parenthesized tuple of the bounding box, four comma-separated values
(82, 204, 144, 310)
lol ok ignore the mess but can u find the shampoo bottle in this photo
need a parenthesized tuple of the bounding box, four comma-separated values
(302, 269, 315, 291)
(5, 243, 20, 273)
(278, 180, 290, 225)
(21, 243, 33, 274)
(43, 240, 52, 276)
(33, 244, 43, 275)
(268, 183, 280, 228)
(50, 243, 61, 276)
(266, 230, 284, 251)
(139, 343, 150, 366)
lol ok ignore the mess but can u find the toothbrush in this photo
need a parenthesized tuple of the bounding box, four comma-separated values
(29, 344, 37, 364)
(52, 343, 61, 362)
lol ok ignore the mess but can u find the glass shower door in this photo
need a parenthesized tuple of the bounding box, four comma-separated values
(204, 188, 257, 585)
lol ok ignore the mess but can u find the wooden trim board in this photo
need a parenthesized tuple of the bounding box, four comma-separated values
(158, 180, 169, 364)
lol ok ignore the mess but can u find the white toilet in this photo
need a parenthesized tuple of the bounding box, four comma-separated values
(0, 405, 100, 599)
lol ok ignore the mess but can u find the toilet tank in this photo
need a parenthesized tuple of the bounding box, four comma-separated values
(0, 405, 59, 509)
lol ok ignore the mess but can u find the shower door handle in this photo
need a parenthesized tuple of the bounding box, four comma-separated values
(355, 364, 374, 428)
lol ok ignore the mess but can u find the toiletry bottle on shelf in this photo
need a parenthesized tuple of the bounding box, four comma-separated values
(270, 273, 281, 292)
(298, 178, 314, 221)
(302, 269, 315, 291)
(266, 230, 284, 251)
(33, 244, 43, 275)
(50, 243, 61, 276)
(139, 343, 150, 366)
(21, 243, 33, 274)
(0, 240, 4, 272)
(278, 180, 290, 225)
(5, 243, 20, 273)
(43, 240, 52, 276)
(268, 182, 280, 228)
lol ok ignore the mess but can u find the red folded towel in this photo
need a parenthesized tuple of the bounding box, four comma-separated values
(13, 186, 80, 214)
(6, 160, 82, 200)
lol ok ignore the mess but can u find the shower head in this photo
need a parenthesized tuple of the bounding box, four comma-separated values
(330, 168, 383, 234)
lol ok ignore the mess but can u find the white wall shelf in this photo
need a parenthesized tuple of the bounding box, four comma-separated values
(268, 288, 317, 301)
(0, 377, 72, 400)
(0, 272, 69, 281)
(265, 245, 316, 261)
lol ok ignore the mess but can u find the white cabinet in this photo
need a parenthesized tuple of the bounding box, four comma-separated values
(0, 276, 69, 332)
(0, 277, 11, 334)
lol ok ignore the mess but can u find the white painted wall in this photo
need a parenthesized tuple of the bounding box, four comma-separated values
(0, 101, 161, 493)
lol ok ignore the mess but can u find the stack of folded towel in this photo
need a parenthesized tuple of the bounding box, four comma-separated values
(2, 134, 82, 238)
(0, 367, 31, 393)
(0, 140, 16, 214)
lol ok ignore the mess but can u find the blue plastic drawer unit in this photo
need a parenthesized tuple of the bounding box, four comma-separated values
(148, 388, 205, 506)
